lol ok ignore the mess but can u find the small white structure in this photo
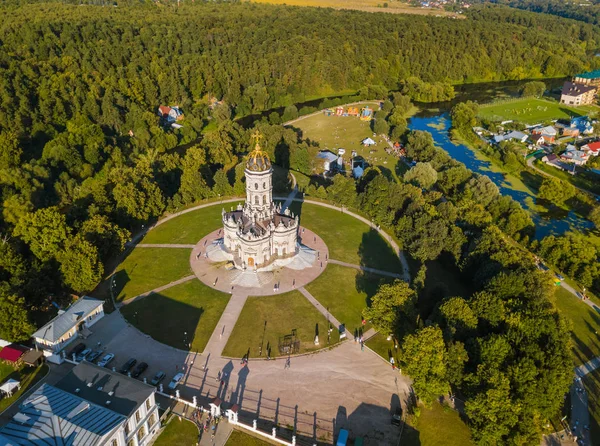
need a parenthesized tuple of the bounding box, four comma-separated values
(32, 296, 104, 364)
(362, 137, 376, 146)
(0, 379, 20, 397)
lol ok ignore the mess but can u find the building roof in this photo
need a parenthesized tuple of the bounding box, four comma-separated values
(158, 105, 172, 116)
(561, 81, 596, 97)
(54, 362, 154, 418)
(545, 154, 558, 162)
(362, 137, 376, 145)
(575, 69, 600, 80)
(245, 138, 271, 172)
(0, 383, 125, 446)
(21, 350, 43, 366)
(505, 131, 527, 141)
(32, 297, 103, 343)
(585, 141, 600, 152)
(317, 151, 338, 163)
(0, 345, 27, 363)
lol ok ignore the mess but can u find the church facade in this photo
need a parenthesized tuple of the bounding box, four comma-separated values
(222, 136, 299, 269)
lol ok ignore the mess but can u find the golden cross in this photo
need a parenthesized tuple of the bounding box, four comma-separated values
(251, 130, 263, 150)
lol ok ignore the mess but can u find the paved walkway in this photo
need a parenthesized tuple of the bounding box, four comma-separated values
(118, 275, 197, 307)
(298, 287, 351, 338)
(134, 243, 196, 248)
(203, 291, 250, 358)
(328, 259, 403, 279)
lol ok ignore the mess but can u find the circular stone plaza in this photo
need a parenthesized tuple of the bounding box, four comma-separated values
(90, 135, 412, 445)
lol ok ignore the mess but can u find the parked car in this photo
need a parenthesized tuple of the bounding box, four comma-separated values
(76, 348, 92, 362)
(150, 371, 166, 386)
(556, 273, 565, 281)
(132, 362, 148, 378)
(97, 353, 115, 367)
(391, 407, 402, 426)
(168, 372, 184, 390)
(68, 343, 86, 359)
(119, 358, 137, 374)
(86, 350, 102, 363)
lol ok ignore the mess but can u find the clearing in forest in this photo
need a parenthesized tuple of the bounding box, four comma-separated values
(478, 98, 598, 124)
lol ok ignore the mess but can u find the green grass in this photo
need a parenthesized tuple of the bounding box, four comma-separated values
(305, 264, 391, 333)
(289, 105, 406, 182)
(223, 291, 340, 358)
(402, 401, 474, 446)
(142, 203, 226, 244)
(110, 247, 192, 302)
(226, 429, 274, 445)
(584, 368, 600, 444)
(154, 417, 198, 446)
(365, 332, 400, 366)
(296, 203, 402, 273)
(120, 279, 230, 352)
(0, 365, 48, 414)
(534, 160, 600, 195)
(553, 287, 600, 366)
(478, 98, 598, 124)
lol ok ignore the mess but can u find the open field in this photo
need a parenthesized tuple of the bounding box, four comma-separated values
(110, 247, 192, 302)
(154, 417, 198, 446)
(305, 263, 391, 334)
(402, 401, 474, 446)
(553, 287, 600, 366)
(248, 0, 463, 17)
(142, 203, 225, 244)
(478, 98, 599, 124)
(288, 105, 406, 182)
(120, 279, 230, 352)
(223, 291, 340, 358)
(296, 202, 403, 272)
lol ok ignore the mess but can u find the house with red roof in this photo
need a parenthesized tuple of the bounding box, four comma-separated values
(0, 344, 27, 365)
(582, 141, 600, 157)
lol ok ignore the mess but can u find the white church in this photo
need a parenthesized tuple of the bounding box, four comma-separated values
(222, 133, 299, 269)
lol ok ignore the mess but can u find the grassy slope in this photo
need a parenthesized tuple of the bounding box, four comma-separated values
(289, 107, 406, 183)
(297, 203, 402, 273)
(120, 279, 230, 352)
(111, 247, 192, 302)
(222, 291, 340, 358)
(141, 204, 226, 244)
(226, 429, 275, 446)
(478, 98, 598, 124)
(0, 365, 48, 413)
(402, 401, 474, 446)
(154, 417, 198, 446)
(305, 263, 391, 333)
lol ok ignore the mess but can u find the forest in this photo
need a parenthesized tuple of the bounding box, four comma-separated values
(484, 0, 600, 25)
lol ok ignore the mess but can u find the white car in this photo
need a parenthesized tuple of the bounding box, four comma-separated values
(97, 353, 114, 367)
(168, 372, 184, 390)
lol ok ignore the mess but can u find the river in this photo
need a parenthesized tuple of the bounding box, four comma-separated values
(240, 78, 594, 239)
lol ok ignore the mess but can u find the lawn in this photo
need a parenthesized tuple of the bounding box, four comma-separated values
(402, 401, 474, 446)
(120, 279, 230, 352)
(226, 429, 274, 445)
(478, 98, 598, 124)
(365, 332, 400, 367)
(305, 264, 391, 334)
(0, 365, 48, 414)
(289, 105, 406, 182)
(553, 287, 600, 366)
(223, 291, 340, 358)
(296, 203, 403, 273)
(141, 203, 225, 244)
(110, 247, 192, 302)
(534, 160, 600, 195)
(154, 417, 198, 446)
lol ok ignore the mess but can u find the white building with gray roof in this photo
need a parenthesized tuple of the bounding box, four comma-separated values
(0, 362, 160, 446)
(32, 296, 105, 364)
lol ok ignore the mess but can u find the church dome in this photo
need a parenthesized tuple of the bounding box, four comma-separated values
(246, 141, 271, 172)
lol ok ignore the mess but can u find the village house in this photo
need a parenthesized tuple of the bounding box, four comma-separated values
(0, 362, 160, 446)
(560, 145, 589, 165)
(32, 296, 105, 365)
(573, 69, 600, 89)
(582, 141, 600, 157)
(532, 126, 557, 144)
(560, 81, 597, 106)
(157, 105, 184, 123)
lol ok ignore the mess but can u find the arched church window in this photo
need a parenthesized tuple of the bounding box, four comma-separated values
(263, 195, 266, 204)
(263, 182, 266, 189)
(255, 196, 259, 205)
(255, 183, 258, 190)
